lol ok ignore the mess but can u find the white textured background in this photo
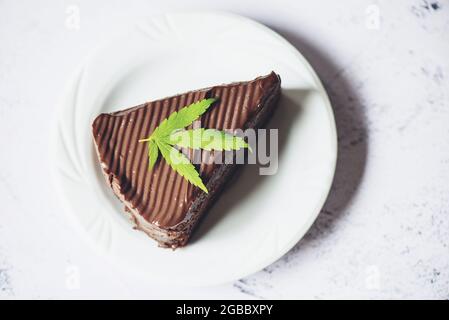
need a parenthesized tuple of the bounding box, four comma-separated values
(1, 0, 448, 299)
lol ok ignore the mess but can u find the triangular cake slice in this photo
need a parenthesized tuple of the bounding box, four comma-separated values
(92, 72, 281, 248)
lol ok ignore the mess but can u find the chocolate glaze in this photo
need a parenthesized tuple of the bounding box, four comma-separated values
(92, 72, 281, 247)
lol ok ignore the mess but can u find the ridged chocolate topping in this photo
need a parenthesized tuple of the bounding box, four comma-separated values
(92, 72, 280, 228)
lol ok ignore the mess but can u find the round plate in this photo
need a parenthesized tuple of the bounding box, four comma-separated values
(52, 11, 337, 286)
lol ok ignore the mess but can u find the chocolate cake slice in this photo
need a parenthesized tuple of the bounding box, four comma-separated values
(92, 72, 281, 248)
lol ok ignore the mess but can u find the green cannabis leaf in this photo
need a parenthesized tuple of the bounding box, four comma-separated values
(139, 98, 250, 193)
(168, 128, 250, 152)
(152, 98, 217, 138)
(147, 139, 159, 170)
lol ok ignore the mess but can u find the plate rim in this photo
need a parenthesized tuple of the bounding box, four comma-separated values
(51, 11, 337, 286)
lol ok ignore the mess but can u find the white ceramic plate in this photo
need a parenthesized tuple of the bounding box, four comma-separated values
(52, 11, 337, 286)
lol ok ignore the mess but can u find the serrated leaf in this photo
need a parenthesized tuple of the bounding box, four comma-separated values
(156, 140, 208, 194)
(148, 139, 159, 170)
(152, 98, 217, 139)
(168, 128, 250, 151)
(138, 98, 225, 193)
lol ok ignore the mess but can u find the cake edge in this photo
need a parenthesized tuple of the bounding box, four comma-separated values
(92, 72, 282, 249)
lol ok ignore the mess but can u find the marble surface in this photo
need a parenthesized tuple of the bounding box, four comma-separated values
(1, 0, 448, 299)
